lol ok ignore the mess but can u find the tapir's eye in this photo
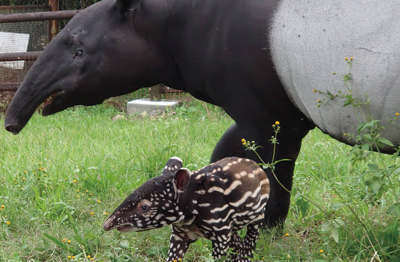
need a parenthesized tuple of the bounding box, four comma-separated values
(141, 205, 149, 212)
(75, 49, 84, 59)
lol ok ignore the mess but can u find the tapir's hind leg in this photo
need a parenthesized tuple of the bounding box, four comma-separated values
(240, 223, 261, 260)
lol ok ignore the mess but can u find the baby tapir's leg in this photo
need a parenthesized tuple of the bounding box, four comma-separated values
(228, 232, 245, 261)
(211, 230, 233, 260)
(167, 226, 198, 262)
(229, 232, 243, 253)
(239, 222, 262, 261)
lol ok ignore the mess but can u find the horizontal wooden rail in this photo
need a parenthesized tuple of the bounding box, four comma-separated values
(0, 10, 78, 23)
(0, 51, 42, 61)
(0, 83, 20, 91)
(0, 5, 49, 10)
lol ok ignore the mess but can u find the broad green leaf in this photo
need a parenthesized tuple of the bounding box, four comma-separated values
(371, 180, 381, 194)
(333, 218, 345, 226)
(378, 137, 394, 147)
(296, 198, 309, 218)
(321, 221, 331, 232)
(332, 203, 345, 210)
(119, 240, 130, 249)
(331, 228, 339, 243)
(387, 203, 400, 218)
(368, 164, 379, 172)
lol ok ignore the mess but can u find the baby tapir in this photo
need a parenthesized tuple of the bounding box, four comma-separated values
(103, 156, 269, 262)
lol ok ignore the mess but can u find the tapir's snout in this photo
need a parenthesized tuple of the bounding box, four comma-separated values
(4, 121, 19, 135)
(103, 217, 114, 231)
(4, 103, 32, 135)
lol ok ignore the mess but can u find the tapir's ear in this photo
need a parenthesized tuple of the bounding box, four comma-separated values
(173, 168, 191, 192)
(116, 0, 141, 17)
(162, 157, 183, 176)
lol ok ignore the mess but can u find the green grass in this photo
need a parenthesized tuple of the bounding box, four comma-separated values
(0, 98, 399, 261)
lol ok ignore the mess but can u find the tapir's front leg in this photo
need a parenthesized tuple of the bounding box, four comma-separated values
(167, 227, 196, 262)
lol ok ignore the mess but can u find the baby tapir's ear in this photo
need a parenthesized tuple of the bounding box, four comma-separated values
(173, 168, 191, 193)
(162, 157, 183, 176)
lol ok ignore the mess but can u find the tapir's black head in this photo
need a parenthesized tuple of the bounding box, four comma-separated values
(5, 0, 176, 134)
(103, 157, 192, 232)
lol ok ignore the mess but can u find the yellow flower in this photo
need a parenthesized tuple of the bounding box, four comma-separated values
(317, 99, 321, 103)
(97, 200, 101, 203)
(320, 249, 324, 253)
(23, 171, 27, 174)
(178, 259, 183, 261)
(38, 162, 41, 165)
(1, 205, 5, 209)
(345, 57, 348, 61)
(87, 255, 91, 258)
(285, 233, 289, 236)
(77, 190, 80, 193)
(90, 212, 94, 216)
(72, 180, 77, 183)
(22, 177, 26, 181)
(350, 56, 354, 61)
(72, 256, 75, 259)
(103, 211, 109, 215)
(68, 256, 71, 259)
(67, 240, 71, 244)
(6, 221, 10, 226)
(62, 238, 66, 242)
(91, 259, 94, 261)
(396, 112, 399, 116)
(313, 89, 316, 92)
(275, 121, 280, 125)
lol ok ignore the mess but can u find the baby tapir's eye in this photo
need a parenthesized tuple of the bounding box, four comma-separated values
(137, 199, 152, 213)
(75, 49, 84, 59)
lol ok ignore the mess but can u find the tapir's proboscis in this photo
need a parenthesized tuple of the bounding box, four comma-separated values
(4, 0, 400, 228)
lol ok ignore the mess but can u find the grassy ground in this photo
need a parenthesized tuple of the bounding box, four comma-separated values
(0, 98, 399, 261)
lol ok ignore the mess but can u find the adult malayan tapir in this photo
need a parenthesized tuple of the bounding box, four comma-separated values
(4, 0, 400, 229)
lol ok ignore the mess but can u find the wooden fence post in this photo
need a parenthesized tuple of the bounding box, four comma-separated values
(48, 0, 59, 41)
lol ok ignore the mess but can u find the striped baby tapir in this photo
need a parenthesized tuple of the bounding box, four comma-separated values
(103, 156, 269, 261)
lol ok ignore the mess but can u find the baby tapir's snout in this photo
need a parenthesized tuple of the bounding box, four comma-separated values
(104, 156, 269, 262)
(103, 157, 185, 232)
